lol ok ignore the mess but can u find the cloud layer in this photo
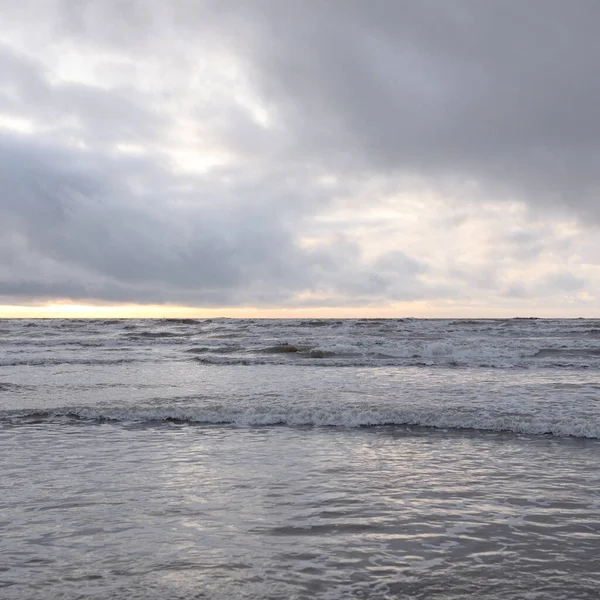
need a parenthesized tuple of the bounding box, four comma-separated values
(1, 1, 599, 314)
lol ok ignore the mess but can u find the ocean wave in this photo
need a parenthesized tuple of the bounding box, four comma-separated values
(2, 404, 599, 438)
(0, 357, 142, 367)
(6, 319, 600, 372)
(186, 345, 242, 354)
(0, 382, 32, 392)
(161, 318, 202, 325)
(190, 355, 395, 367)
(297, 320, 344, 327)
(259, 344, 314, 354)
(183, 339, 600, 368)
(534, 348, 600, 358)
(123, 331, 192, 339)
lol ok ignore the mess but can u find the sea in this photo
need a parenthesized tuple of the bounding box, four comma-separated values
(1, 317, 600, 599)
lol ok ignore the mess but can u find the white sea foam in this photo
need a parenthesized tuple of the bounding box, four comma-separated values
(5, 399, 600, 438)
(2, 318, 600, 439)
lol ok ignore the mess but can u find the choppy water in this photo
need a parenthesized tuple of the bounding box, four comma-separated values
(1, 318, 600, 598)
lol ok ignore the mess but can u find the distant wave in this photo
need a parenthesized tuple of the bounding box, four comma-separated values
(123, 331, 192, 339)
(187, 346, 600, 369)
(185, 345, 242, 354)
(4, 318, 600, 372)
(0, 382, 32, 392)
(161, 318, 202, 325)
(0, 357, 143, 367)
(191, 355, 400, 367)
(534, 348, 600, 358)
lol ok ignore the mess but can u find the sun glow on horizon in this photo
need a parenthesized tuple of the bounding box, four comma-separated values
(0, 302, 596, 319)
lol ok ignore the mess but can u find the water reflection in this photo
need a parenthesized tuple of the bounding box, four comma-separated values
(1, 424, 600, 599)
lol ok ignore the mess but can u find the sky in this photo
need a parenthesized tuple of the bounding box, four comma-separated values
(1, 0, 600, 318)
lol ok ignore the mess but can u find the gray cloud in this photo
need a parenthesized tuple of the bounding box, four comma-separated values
(6, 1, 600, 207)
(0, 45, 165, 147)
(1, 1, 599, 311)
(213, 0, 600, 213)
(0, 134, 432, 306)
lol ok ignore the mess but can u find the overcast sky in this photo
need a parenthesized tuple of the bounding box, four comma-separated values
(2, 0, 600, 317)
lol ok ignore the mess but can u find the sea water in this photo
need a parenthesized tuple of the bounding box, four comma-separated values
(1, 318, 600, 598)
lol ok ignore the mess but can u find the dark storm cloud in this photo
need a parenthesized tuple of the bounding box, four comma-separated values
(205, 0, 600, 214)
(1, 0, 599, 308)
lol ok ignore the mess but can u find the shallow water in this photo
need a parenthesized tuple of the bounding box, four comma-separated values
(2, 425, 600, 599)
(2, 318, 600, 598)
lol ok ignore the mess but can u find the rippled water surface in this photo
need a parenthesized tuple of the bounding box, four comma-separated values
(2, 318, 600, 598)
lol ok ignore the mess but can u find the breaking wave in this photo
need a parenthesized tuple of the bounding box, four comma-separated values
(3, 402, 599, 439)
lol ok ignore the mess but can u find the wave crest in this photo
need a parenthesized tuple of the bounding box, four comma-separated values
(3, 403, 599, 439)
